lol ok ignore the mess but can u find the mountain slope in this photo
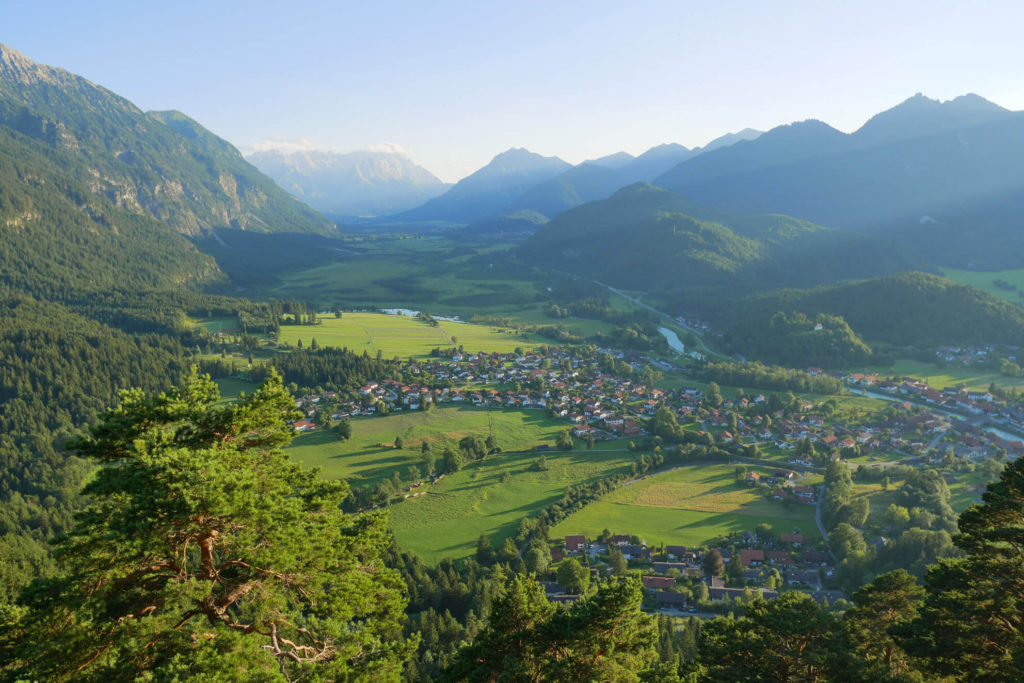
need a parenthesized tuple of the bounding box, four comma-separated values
(247, 148, 449, 218)
(653, 94, 1024, 266)
(395, 148, 570, 224)
(520, 184, 924, 291)
(0, 120, 222, 298)
(0, 44, 333, 238)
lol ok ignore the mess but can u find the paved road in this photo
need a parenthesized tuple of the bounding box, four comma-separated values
(814, 487, 830, 547)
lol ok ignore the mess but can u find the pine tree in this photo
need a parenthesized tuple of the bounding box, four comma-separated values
(7, 369, 413, 680)
(901, 455, 1024, 680)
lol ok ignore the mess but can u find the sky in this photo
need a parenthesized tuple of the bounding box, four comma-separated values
(6, 0, 1024, 182)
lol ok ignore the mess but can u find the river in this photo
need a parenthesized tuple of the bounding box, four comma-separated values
(658, 326, 685, 353)
(858, 388, 1023, 443)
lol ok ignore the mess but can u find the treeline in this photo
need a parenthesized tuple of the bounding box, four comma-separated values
(698, 360, 843, 394)
(260, 347, 402, 394)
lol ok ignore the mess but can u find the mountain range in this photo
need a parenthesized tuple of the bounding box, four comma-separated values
(653, 94, 1024, 267)
(246, 147, 449, 219)
(393, 148, 573, 224)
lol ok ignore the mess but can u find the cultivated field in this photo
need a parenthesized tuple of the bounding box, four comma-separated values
(286, 405, 568, 488)
(277, 312, 539, 358)
(551, 464, 819, 547)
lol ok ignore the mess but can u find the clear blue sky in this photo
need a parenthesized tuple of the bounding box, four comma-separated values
(6, 0, 1024, 181)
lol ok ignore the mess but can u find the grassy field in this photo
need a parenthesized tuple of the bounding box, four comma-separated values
(852, 359, 1024, 392)
(286, 405, 568, 488)
(387, 449, 636, 563)
(277, 312, 540, 359)
(249, 237, 543, 313)
(551, 464, 819, 547)
(214, 377, 257, 402)
(942, 267, 1024, 304)
(240, 235, 626, 338)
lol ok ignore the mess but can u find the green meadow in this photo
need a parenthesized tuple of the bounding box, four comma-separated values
(286, 405, 568, 488)
(387, 448, 636, 563)
(277, 312, 539, 359)
(852, 359, 1024, 392)
(942, 266, 1024, 304)
(551, 464, 820, 547)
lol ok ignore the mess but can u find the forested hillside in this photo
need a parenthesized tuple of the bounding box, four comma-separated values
(521, 184, 924, 290)
(682, 271, 1024, 351)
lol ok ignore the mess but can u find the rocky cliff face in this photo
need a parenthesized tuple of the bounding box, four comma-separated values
(247, 148, 449, 217)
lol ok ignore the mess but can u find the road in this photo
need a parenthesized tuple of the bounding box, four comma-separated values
(814, 487, 830, 547)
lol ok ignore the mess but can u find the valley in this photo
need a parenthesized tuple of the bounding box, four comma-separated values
(4, 33, 1024, 682)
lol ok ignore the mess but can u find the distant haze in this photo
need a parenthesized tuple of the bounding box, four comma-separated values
(4, 1, 1024, 180)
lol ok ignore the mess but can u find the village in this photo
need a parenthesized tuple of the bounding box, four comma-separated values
(536, 530, 846, 614)
(280, 343, 1017, 617)
(288, 344, 1023, 472)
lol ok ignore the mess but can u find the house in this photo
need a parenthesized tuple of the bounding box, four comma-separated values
(766, 550, 795, 566)
(739, 549, 764, 566)
(746, 471, 761, 485)
(665, 545, 688, 560)
(785, 569, 821, 587)
(779, 533, 805, 547)
(642, 576, 677, 590)
(802, 550, 831, 566)
(793, 486, 816, 502)
(292, 419, 315, 432)
(621, 544, 650, 561)
(564, 535, 586, 552)
(656, 591, 688, 608)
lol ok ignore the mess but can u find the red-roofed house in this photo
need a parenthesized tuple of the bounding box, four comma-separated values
(641, 576, 677, 590)
(739, 549, 764, 566)
(564, 535, 586, 552)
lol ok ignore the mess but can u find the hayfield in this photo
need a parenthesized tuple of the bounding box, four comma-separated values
(277, 312, 538, 359)
(551, 464, 820, 547)
(852, 358, 1024, 392)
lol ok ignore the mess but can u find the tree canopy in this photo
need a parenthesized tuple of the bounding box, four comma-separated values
(6, 370, 412, 681)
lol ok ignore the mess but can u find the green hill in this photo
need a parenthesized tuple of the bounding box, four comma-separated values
(686, 272, 1024, 350)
